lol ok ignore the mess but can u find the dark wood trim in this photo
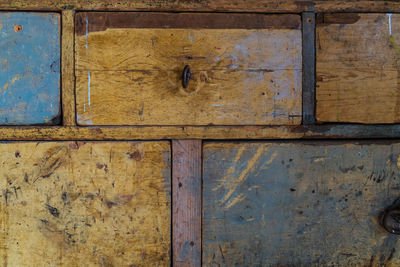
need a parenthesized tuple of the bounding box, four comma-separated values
(302, 12, 316, 125)
(3, 0, 400, 13)
(172, 140, 202, 267)
(75, 12, 300, 36)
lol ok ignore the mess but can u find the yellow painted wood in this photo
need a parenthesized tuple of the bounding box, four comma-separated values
(0, 126, 304, 140)
(317, 13, 400, 123)
(0, 141, 171, 266)
(76, 28, 302, 126)
(61, 10, 76, 126)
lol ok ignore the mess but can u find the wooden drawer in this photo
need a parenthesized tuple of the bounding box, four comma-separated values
(0, 141, 170, 266)
(75, 12, 302, 126)
(317, 13, 400, 124)
(0, 12, 61, 125)
(203, 142, 400, 266)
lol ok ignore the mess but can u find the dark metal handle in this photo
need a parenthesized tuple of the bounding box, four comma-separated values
(383, 209, 400, 234)
(182, 65, 191, 89)
(382, 198, 400, 234)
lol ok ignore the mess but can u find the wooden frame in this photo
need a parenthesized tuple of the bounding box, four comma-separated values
(0, 7, 395, 139)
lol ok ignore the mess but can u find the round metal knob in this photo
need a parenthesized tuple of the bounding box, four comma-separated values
(383, 209, 400, 234)
(182, 65, 191, 89)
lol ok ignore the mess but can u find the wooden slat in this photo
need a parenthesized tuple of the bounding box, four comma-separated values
(316, 13, 400, 123)
(302, 12, 316, 124)
(61, 10, 76, 126)
(4, 124, 400, 140)
(0, 141, 171, 266)
(172, 140, 202, 267)
(75, 13, 302, 126)
(203, 141, 400, 266)
(75, 13, 300, 35)
(2, 0, 400, 13)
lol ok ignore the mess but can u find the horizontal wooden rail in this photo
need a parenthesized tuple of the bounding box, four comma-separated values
(0, 0, 400, 13)
(1, 125, 400, 140)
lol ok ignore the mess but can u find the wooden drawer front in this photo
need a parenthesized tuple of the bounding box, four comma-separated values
(0, 13, 60, 125)
(75, 12, 302, 126)
(0, 142, 170, 266)
(317, 13, 400, 124)
(203, 142, 400, 266)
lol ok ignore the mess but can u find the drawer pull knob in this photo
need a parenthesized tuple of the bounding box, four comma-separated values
(382, 198, 400, 234)
(182, 65, 191, 89)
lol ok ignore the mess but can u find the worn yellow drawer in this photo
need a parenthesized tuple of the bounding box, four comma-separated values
(203, 142, 400, 266)
(75, 12, 302, 126)
(0, 142, 170, 266)
(317, 13, 400, 124)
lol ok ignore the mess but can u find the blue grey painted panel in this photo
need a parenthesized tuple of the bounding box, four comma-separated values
(0, 12, 60, 125)
(203, 142, 400, 266)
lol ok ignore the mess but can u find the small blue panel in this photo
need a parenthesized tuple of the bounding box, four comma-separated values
(0, 12, 60, 125)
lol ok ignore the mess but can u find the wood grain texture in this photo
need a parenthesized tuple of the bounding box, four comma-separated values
(5, 125, 400, 140)
(203, 141, 400, 266)
(75, 13, 302, 126)
(302, 12, 316, 124)
(2, 0, 400, 13)
(0, 141, 171, 266)
(316, 13, 400, 123)
(0, 12, 60, 125)
(75, 12, 301, 36)
(172, 140, 201, 267)
(61, 10, 76, 126)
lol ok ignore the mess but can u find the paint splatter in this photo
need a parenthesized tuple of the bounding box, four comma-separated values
(388, 13, 393, 35)
(225, 193, 246, 209)
(85, 16, 89, 51)
(88, 70, 91, 110)
(220, 146, 265, 205)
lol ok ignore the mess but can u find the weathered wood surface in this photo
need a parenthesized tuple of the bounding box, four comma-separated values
(203, 142, 400, 266)
(317, 13, 400, 123)
(75, 13, 302, 126)
(61, 10, 76, 126)
(172, 140, 201, 267)
(0, 12, 60, 125)
(1, 0, 400, 13)
(0, 141, 171, 266)
(5, 124, 400, 140)
(302, 12, 316, 124)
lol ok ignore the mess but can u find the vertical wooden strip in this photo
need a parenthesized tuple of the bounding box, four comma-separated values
(172, 140, 202, 267)
(302, 12, 316, 124)
(62, 10, 76, 125)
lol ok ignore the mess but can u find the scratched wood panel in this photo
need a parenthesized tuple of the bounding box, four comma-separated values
(0, 12, 60, 125)
(75, 13, 302, 126)
(203, 142, 400, 266)
(316, 13, 400, 123)
(0, 141, 171, 266)
(172, 140, 201, 267)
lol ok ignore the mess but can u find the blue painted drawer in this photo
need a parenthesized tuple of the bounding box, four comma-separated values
(0, 12, 60, 125)
(203, 142, 400, 266)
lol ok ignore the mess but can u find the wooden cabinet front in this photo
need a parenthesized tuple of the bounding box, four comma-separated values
(203, 142, 400, 266)
(75, 12, 302, 126)
(0, 141, 171, 266)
